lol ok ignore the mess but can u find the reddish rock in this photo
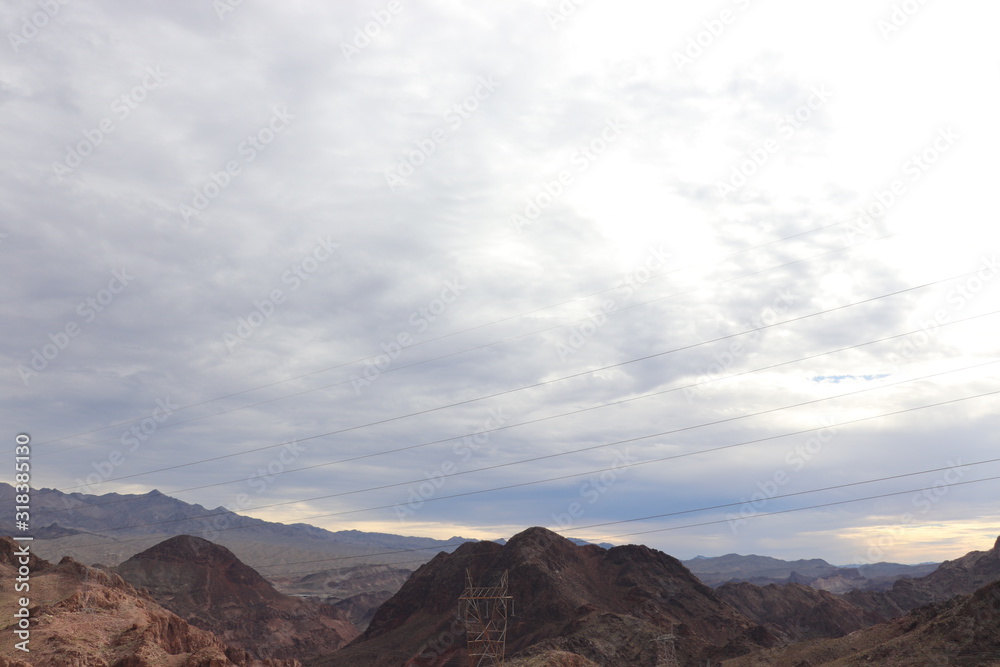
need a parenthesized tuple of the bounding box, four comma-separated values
(115, 535, 358, 663)
(322, 527, 777, 666)
(0, 536, 245, 666)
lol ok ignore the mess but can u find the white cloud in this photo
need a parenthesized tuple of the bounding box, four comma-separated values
(3, 0, 998, 565)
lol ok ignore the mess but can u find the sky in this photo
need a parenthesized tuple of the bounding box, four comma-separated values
(2, 0, 999, 566)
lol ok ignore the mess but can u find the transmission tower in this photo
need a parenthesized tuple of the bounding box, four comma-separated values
(650, 622, 679, 667)
(459, 569, 513, 667)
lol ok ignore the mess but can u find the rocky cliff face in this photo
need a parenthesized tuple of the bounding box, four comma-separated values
(0, 536, 286, 667)
(724, 577, 1000, 666)
(115, 535, 359, 663)
(331, 590, 397, 630)
(323, 526, 777, 667)
(844, 534, 1000, 621)
(715, 581, 881, 642)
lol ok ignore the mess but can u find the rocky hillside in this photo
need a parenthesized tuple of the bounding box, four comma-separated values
(332, 590, 398, 630)
(724, 578, 1000, 666)
(115, 535, 359, 662)
(0, 536, 289, 667)
(715, 581, 882, 642)
(844, 535, 1000, 620)
(321, 526, 777, 666)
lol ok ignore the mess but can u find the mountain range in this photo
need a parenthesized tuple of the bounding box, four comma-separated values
(4, 483, 1000, 664)
(681, 553, 939, 592)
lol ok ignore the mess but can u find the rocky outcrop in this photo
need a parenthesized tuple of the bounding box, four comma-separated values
(0, 537, 261, 666)
(724, 578, 1000, 666)
(844, 534, 1000, 620)
(716, 581, 880, 641)
(331, 590, 397, 630)
(323, 526, 777, 666)
(115, 535, 358, 663)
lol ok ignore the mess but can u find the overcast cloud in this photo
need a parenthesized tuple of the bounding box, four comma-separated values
(3, 0, 999, 565)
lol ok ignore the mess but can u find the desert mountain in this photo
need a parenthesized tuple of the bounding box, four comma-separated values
(272, 562, 413, 601)
(843, 534, 1000, 621)
(323, 526, 777, 667)
(115, 535, 359, 662)
(0, 536, 291, 667)
(682, 552, 938, 592)
(269, 563, 414, 630)
(724, 577, 1000, 666)
(715, 581, 882, 642)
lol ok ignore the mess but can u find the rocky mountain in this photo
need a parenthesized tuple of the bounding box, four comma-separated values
(322, 526, 777, 667)
(272, 562, 414, 601)
(682, 552, 938, 592)
(332, 590, 398, 630)
(114, 535, 360, 662)
(715, 581, 881, 642)
(267, 563, 414, 631)
(724, 578, 1000, 666)
(0, 536, 290, 667)
(844, 534, 1000, 621)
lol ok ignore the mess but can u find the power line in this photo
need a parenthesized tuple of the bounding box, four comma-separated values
(35, 308, 997, 504)
(258, 472, 1000, 574)
(602, 474, 1000, 540)
(27, 214, 886, 448)
(561, 457, 1000, 534)
(42, 382, 1000, 551)
(39, 358, 999, 516)
(44, 268, 988, 491)
(39, 230, 897, 457)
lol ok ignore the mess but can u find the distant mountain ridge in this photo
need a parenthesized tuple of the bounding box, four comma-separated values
(682, 552, 938, 592)
(0, 482, 474, 576)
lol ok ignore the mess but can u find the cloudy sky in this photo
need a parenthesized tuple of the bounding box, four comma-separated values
(3, 0, 999, 565)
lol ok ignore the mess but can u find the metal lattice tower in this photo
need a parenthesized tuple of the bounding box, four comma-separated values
(651, 622, 679, 667)
(459, 569, 513, 667)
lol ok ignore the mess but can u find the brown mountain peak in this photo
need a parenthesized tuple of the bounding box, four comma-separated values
(333, 528, 776, 666)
